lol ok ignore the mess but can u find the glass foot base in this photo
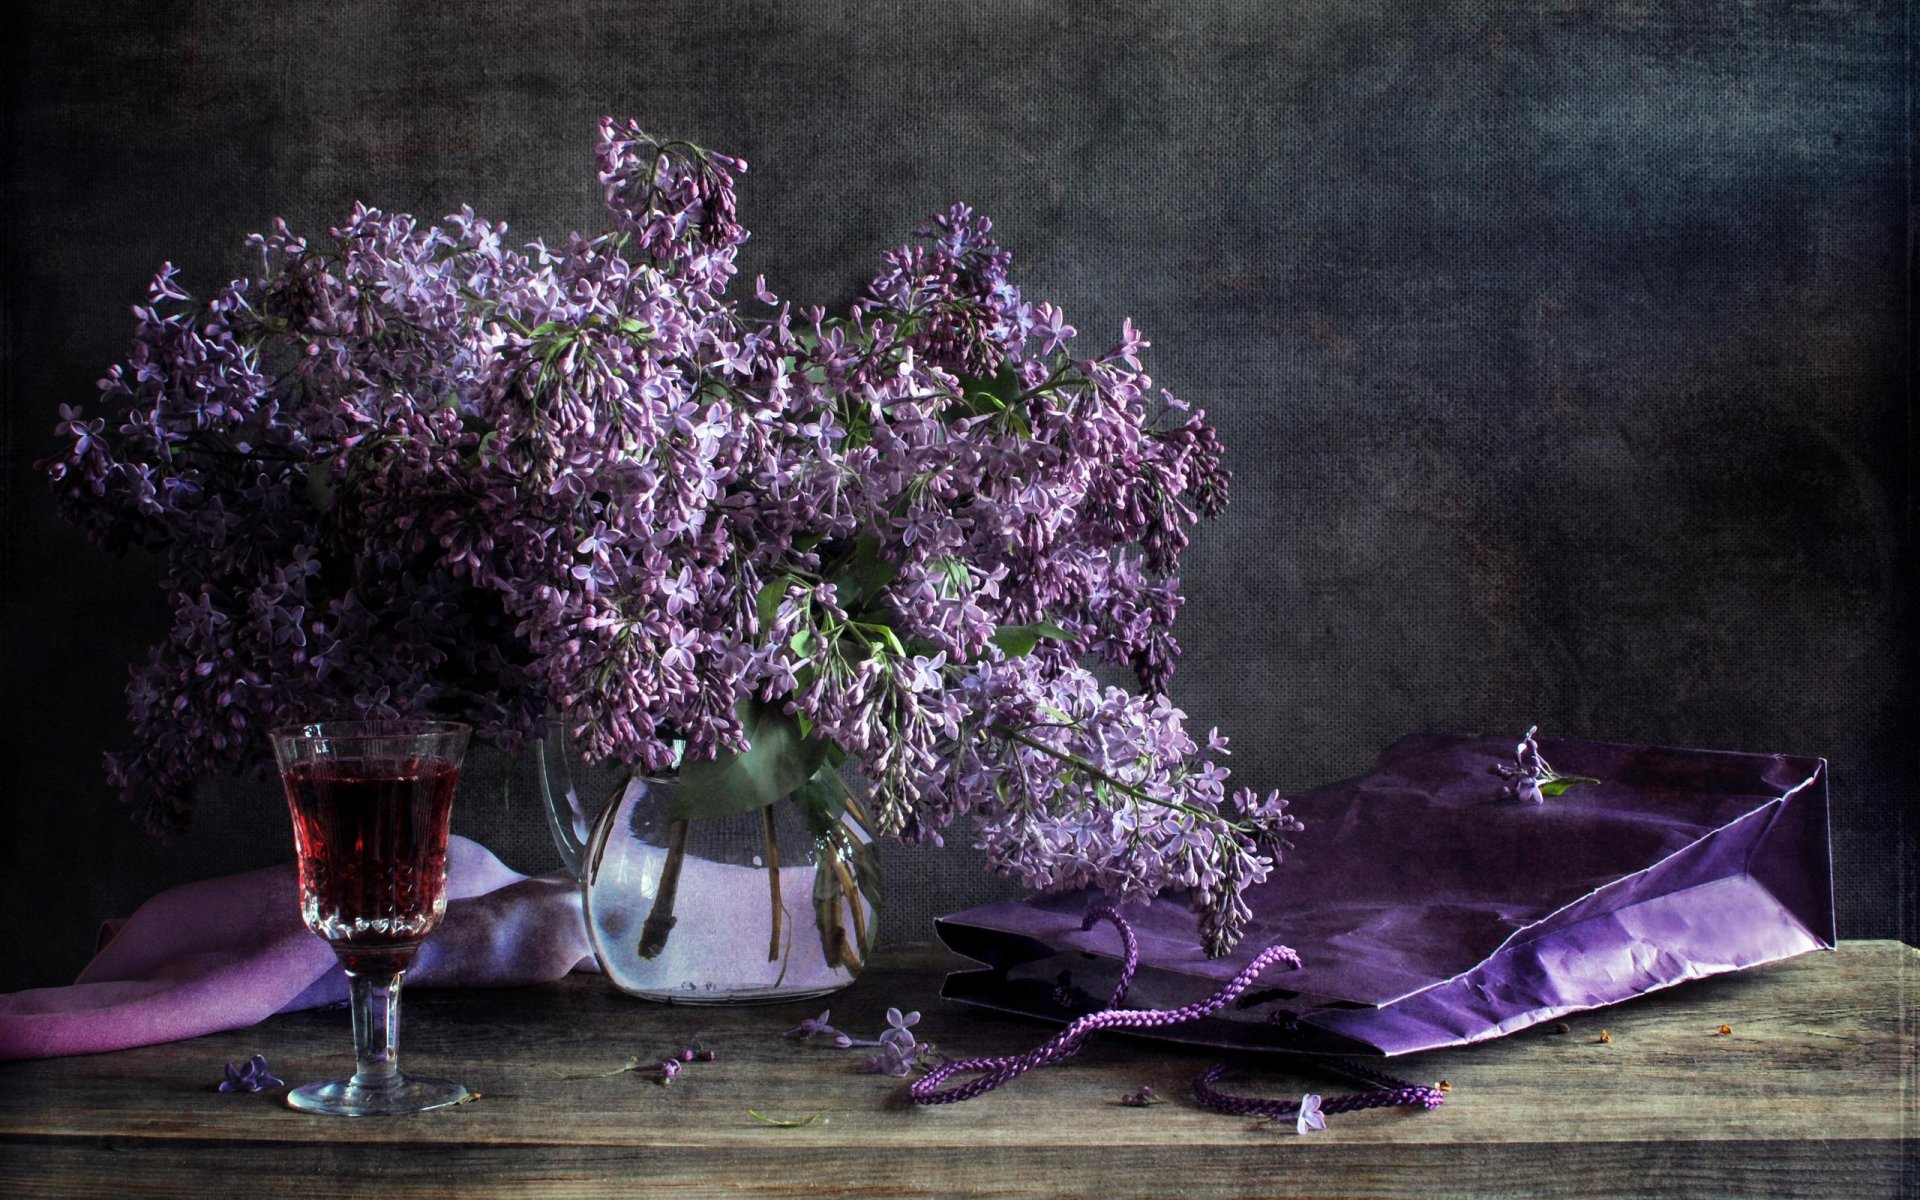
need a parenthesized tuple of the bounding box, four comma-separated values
(286, 1073, 469, 1117)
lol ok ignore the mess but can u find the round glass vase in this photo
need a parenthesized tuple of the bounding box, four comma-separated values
(538, 730, 879, 1004)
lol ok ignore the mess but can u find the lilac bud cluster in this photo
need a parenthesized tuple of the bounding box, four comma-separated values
(45, 120, 1300, 953)
(1492, 726, 1551, 804)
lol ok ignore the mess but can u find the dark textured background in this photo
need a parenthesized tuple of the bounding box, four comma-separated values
(1, 1, 1911, 993)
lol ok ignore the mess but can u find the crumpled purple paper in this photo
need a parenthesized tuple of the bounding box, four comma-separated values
(0, 836, 593, 1062)
(937, 733, 1835, 1056)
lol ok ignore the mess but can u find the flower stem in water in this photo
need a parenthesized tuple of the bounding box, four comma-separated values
(832, 853, 867, 968)
(762, 805, 783, 963)
(638, 818, 690, 959)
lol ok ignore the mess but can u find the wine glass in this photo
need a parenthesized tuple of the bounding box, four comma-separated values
(271, 719, 472, 1116)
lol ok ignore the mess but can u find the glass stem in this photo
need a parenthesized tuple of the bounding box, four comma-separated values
(348, 968, 405, 1090)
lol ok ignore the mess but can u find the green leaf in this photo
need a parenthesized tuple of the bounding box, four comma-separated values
(669, 701, 834, 822)
(756, 577, 789, 630)
(934, 555, 972, 597)
(792, 774, 846, 841)
(865, 623, 906, 658)
(977, 362, 1023, 406)
(831, 534, 899, 606)
(1539, 776, 1602, 797)
(303, 461, 335, 513)
(990, 620, 1072, 658)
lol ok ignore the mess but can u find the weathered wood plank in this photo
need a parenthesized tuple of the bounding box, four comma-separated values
(2, 1137, 1914, 1200)
(0, 941, 1913, 1198)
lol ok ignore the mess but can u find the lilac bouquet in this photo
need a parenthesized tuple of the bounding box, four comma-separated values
(45, 119, 1299, 954)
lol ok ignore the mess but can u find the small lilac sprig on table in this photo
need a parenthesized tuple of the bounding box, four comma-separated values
(1491, 726, 1600, 804)
(44, 117, 1300, 957)
(216, 1054, 283, 1093)
(782, 1011, 840, 1041)
(560, 1045, 716, 1083)
(854, 1008, 935, 1077)
(786, 1006, 940, 1077)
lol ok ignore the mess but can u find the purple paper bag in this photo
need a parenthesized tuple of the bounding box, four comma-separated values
(936, 733, 1834, 1056)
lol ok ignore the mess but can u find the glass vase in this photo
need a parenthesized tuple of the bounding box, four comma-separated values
(538, 728, 879, 1004)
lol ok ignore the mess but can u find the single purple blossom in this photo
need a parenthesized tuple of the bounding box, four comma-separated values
(879, 1007, 920, 1051)
(784, 1010, 838, 1040)
(217, 1054, 283, 1093)
(1295, 1093, 1326, 1134)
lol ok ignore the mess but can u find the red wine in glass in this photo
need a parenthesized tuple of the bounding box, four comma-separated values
(272, 720, 472, 1117)
(284, 756, 460, 976)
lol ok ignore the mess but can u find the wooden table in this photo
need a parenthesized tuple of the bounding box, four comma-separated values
(1, 942, 1913, 1198)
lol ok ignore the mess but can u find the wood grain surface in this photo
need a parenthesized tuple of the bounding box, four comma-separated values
(1, 942, 1913, 1198)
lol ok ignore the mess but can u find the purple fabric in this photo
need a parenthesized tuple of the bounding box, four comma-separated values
(936, 733, 1835, 1057)
(0, 836, 592, 1062)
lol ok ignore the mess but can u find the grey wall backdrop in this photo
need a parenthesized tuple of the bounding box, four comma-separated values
(1, 1, 1911, 993)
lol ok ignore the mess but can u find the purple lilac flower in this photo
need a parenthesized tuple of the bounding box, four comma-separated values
(1490, 726, 1598, 804)
(1119, 1085, 1162, 1107)
(1295, 1093, 1326, 1134)
(43, 119, 1299, 955)
(806, 1006, 931, 1076)
(784, 1011, 838, 1040)
(881, 1008, 919, 1044)
(1491, 726, 1549, 803)
(858, 1045, 918, 1077)
(217, 1054, 283, 1093)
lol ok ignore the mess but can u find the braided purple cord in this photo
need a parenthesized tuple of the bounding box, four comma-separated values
(1084, 906, 1139, 1008)
(1192, 1060, 1445, 1119)
(907, 907, 1445, 1124)
(909, 907, 1301, 1106)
